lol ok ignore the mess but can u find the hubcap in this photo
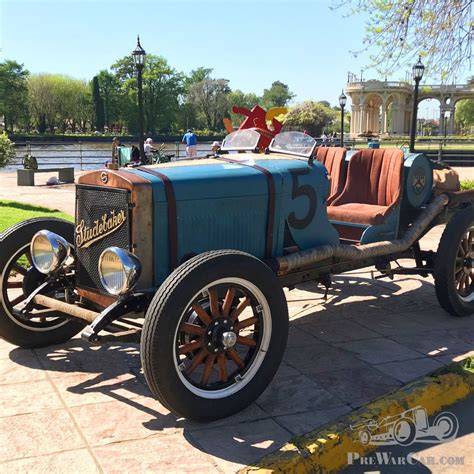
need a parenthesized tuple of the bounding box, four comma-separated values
(222, 331, 237, 349)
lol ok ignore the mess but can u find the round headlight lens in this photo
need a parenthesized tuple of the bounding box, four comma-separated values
(98, 247, 141, 295)
(30, 230, 70, 274)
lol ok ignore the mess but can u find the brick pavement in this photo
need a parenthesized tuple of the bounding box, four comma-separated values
(0, 170, 474, 471)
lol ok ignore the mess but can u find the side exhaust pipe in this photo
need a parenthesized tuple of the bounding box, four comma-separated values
(276, 194, 449, 274)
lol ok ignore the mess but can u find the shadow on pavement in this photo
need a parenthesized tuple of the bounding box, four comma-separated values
(7, 275, 474, 468)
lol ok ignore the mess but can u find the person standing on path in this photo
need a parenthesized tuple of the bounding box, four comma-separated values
(182, 129, 197, 157)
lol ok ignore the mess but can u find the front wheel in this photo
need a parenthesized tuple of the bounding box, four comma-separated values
(141, 250, 289, 421)
(0, 218, 86, 348)
(434, 207, 474, 316)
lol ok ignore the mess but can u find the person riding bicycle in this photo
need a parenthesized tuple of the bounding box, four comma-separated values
(144, 138, 156, 163)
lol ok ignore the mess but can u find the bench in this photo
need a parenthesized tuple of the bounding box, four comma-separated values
(17, 168, 75, 186)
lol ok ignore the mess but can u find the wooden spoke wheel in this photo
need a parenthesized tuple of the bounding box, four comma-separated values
(175, 279, 269, 397)
(0, 218, 85, 347)
(435, 207, 474, 317)
(141, 250, 288, 421)
(454, 227, 474, 301)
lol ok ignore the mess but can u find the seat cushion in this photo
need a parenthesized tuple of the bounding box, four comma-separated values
(315, 147, 346, 203)
(327, 203, 390, 225)
(331, 148, 404, 208)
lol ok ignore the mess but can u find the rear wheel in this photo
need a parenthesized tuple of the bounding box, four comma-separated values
(141, 250, 288, 421)
(434, 207, 474, 316)
(0, 218, 85, 348)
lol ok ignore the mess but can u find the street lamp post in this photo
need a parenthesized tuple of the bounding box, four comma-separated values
(409, 56, 425, 153)
(444, 110, 451, 145)
(132, 36, 146, 162)
(339, 90, 347, 147)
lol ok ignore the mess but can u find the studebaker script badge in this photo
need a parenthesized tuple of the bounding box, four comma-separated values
(75, 210, 126, 248)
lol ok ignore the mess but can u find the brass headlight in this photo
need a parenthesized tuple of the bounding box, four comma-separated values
(30, 230, 70, 274)
(98, 247, 141, 295)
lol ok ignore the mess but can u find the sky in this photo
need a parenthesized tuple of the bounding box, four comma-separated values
(1, 0, 471, 118)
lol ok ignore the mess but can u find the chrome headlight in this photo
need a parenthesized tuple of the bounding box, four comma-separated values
(30, 230, 70, 274)
(98, 247, 141, 295)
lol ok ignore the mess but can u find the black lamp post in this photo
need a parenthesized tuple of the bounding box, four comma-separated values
(339, 90, 347, 147)
(132, 36, 146, 161)
(409, 56, 425, 152)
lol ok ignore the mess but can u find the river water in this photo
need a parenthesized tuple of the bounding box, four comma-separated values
(3, 142, 215, 172)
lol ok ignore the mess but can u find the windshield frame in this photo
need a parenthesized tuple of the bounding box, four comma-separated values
(220, 129, 261, 152)
(268, 131, 317, 158)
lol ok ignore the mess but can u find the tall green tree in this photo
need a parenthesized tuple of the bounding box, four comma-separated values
(28, 74, 93, 133)
(97, 70, 122, 129)
(190, 78, 231, 131)
(262, 81, 295, 109)
(228, 89, 261, 123)
(0, 60, 29, 132)
(179, 67, 214, 130)
(334, 0, 473, 79)
(284, 101, 337, 136)
(455, 99, 474, 132)
(111, 55, 184, 133)
(91, 75, 105, 131)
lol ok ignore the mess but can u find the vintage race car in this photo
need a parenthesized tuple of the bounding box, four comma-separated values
(1, 130, 473, 421)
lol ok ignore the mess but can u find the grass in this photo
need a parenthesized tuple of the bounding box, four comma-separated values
(0, 200, 73, 234)
(461, 180, 474, 190)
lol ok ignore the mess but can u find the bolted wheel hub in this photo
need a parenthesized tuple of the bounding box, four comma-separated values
(205, 317, 236, 354)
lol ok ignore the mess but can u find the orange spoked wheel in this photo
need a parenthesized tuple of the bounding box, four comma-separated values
(141, 251, 288, 421)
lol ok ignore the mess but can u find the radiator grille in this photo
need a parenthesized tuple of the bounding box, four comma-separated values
(75, 185, 131, 293)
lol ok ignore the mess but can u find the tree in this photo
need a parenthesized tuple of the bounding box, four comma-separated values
(334, 0, 473, 80)
(455, 99, 474, 132)
(28, 74, 93, 133)
(262, 81, 295, 109)
(28, 74, 58, 133)
(190, 78, 231, 131)
(0, 60, 29, 132)
(97, 70, 122, 129)
(283, 101, 337, 136)
(0, 132, 16, 168)
(91, 75, 105, 131)
(228, 90, 261, 124)
(111, 55, 184, 133)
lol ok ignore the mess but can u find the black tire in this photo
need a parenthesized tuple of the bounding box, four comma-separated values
(141, 250, 289, 421)
(0, 217, 86, 348)
(434, 207, 474, 317)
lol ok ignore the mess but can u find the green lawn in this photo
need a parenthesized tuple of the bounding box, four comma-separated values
(0, 200, 72, 234)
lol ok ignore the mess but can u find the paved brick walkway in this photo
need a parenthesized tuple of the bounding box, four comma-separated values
(0, 169, 473, 472)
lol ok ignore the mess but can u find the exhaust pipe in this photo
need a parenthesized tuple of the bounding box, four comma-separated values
(277, 194, 449, 274)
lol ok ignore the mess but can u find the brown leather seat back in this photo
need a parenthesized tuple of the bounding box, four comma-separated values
(332, 148, 404, 209)
(315, 147, 346, 203)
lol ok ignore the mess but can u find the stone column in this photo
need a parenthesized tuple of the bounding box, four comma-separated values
(438, 106, 445, 136)
(360, 105, 367, 133)
(449, 108, 455, 135)
(381, 102, 386, 134)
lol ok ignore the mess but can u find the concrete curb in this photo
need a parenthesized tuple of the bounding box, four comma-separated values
(241, 357, 474, 474)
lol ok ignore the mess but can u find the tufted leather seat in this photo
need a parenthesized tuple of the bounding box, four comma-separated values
(315, 147, 347, 204)
(327, 148, 404, 226)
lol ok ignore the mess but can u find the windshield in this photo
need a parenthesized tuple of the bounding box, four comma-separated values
(220, 129, 260, 151)
(269, 132, 316, 158)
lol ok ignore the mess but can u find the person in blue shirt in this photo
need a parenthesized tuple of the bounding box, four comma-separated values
(182, 129, 198, 157)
